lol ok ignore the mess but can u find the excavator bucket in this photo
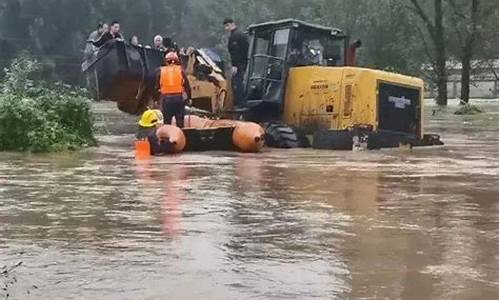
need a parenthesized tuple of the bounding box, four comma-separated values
(82, 41, 228, 116)
(83, 40, 159, 114)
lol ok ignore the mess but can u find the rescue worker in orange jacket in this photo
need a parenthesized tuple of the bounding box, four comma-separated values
(154, 52, 191, 128)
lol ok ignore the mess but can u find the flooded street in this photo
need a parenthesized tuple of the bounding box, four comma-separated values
(0, 100, 497, 299)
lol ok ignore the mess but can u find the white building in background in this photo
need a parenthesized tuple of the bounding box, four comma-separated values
(424, 59, 498, 99)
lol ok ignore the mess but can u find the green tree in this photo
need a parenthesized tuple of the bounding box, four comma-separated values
(408, 0, 448, 105)
(446, 0, 498, 103)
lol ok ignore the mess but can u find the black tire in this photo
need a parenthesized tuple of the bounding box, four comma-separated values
(294, 128, 311, 148)
(265, 122, 300, 148)
(312, 130, 354, 150)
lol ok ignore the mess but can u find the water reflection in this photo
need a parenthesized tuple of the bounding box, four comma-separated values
(161, 164, 188, 236)
(226, 156, 385, 298)
(134, 158, 188, 236)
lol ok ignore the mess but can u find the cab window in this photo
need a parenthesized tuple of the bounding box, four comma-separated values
(271, 28, 290, 58)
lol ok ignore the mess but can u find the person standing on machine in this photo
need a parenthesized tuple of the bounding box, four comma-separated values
(223, 18, 249, 108)
(155, 52, 191, 128)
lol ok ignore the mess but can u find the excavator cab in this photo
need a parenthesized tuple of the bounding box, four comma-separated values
(244, 19, 351, 122)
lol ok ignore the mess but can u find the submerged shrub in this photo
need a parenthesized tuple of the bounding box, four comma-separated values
(0, 55, 97, 152)
(454, 101, 483, 115)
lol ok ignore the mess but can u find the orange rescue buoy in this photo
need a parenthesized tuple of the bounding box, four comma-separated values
(232, 121, 265, 152)
(156, 125, 186, 153)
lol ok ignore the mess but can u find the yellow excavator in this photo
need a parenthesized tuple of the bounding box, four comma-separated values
(83, 19, 442, 150)
(238, 19, 442, 149)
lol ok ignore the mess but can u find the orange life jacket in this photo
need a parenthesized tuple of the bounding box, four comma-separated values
(160, 65, 183, 95)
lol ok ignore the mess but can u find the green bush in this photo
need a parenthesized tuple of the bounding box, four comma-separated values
(0, 55, 97, 152)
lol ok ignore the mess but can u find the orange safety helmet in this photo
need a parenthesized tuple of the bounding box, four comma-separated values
(165, 52, 179, 64)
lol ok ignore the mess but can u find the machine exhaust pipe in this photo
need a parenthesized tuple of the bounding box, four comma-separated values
(347, 39, 362, 66)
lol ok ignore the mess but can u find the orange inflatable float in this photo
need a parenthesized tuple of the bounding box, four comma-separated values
(230, 121, 265, 153)
(180, 115, 265, 153)
(156, 124, 186, 153)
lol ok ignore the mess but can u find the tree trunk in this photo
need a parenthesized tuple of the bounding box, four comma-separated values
(460, 49, 472, 103)
(434, 42, 448, 106)
(459, 0, 479, 104)
(433, 0, 448, 106)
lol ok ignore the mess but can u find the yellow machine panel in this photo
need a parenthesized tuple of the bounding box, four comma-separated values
(184, 49, 230, 115)
(283, 67, 425, 138)
(283, 67, 343, 130)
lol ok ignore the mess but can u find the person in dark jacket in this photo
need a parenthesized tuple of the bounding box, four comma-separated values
(84, 22, 108, 59)
(92, 20, 123, 48)
(223, 18, 249, 108)
(129, 35, 140, 47)
(163, 37, 180, 55)
(153, 35, 166, 51)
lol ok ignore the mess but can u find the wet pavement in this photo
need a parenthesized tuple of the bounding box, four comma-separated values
(0, 100, 498, 299)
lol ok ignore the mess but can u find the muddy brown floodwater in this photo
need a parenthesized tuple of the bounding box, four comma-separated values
(0, 100, 498, 299)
